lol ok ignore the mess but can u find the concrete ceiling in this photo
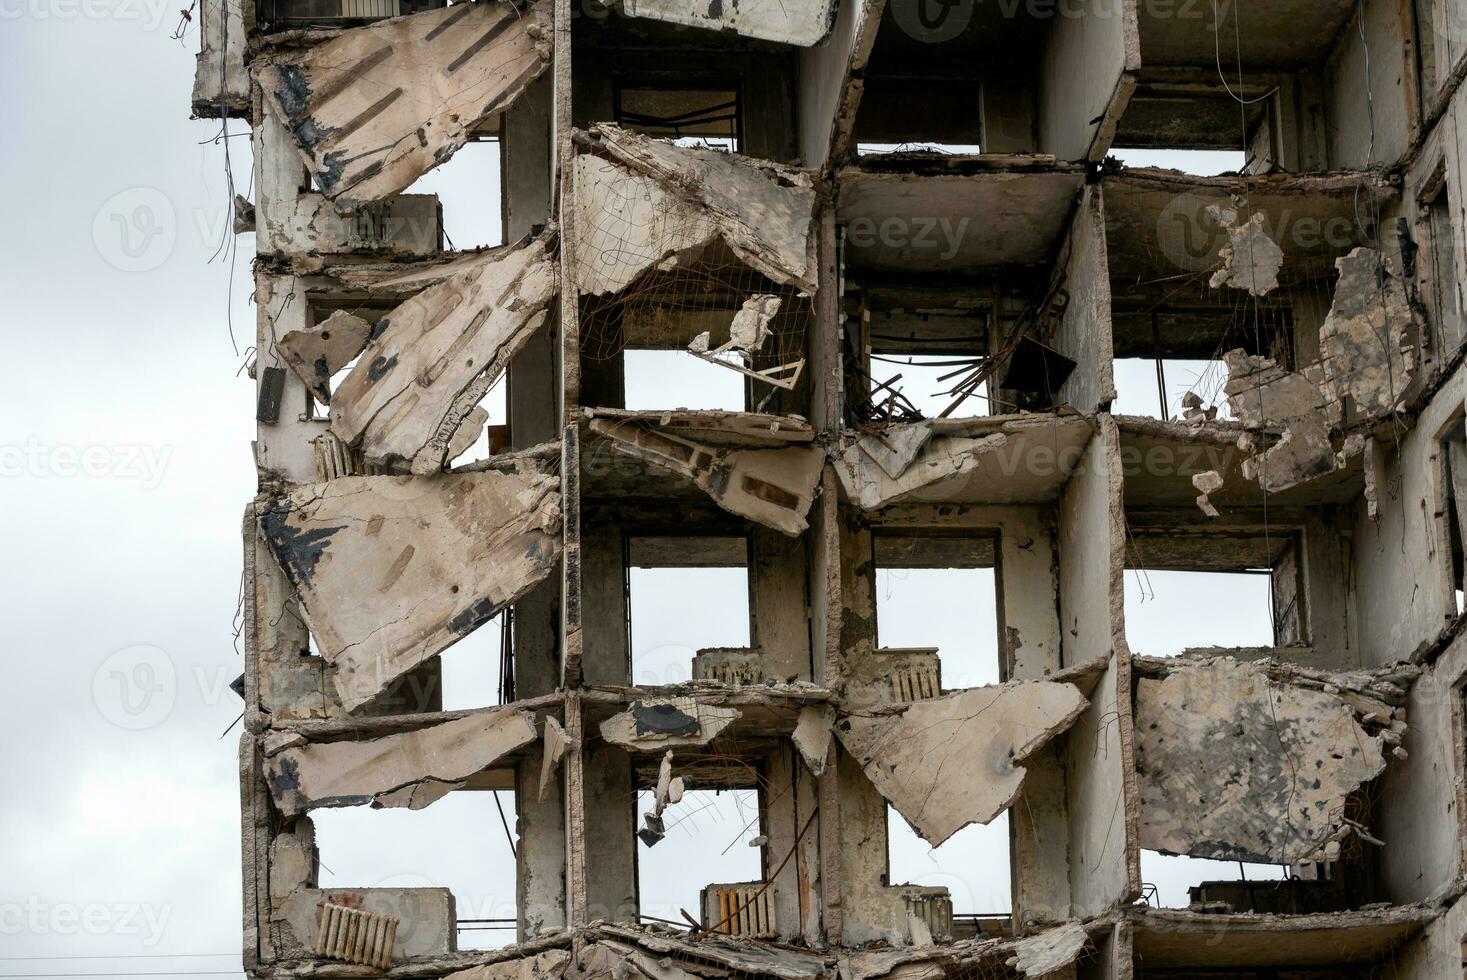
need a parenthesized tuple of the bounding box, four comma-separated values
(1136, 0, 1356, 69)
(837, 168, 1085, 272)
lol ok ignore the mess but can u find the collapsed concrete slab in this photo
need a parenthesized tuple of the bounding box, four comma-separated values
(600, 697, 740, 751)
(265, 706, 538, 817)
(1222, 350, 1339, 492)
(444, 948, 572, 980)
(843, 920, 1091, 980)
(1207, 205, 1282, 296)
(615, 0, 837, 45)
(834, 681, 1089, 846)
(1134, 657, 1409, 864)
(259, 1, 552, 211)
(278, 310, 373, 405)
(1318, 247, 1417, 419)
(834, 433, 1009, 510)
(791, 705, 834, 777)
(588, 417, 824, 535)
(259, 466, 561, 711)
(574, 125, 817, 297)
(330, 238, 556, 473)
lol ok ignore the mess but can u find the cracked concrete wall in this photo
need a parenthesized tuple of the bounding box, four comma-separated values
(1352, 364, 1467, 665)
(1324, 0, 1411, 171)
(796, 0, 884, 169)
(1377, 631, 1467, 904)
(1037, 0, 1138, 161)
(1054, 186, 1117, 413)
(1058, 419, 1137, 917)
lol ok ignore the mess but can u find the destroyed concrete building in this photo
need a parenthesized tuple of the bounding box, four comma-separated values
(198, 0, 1467, 975)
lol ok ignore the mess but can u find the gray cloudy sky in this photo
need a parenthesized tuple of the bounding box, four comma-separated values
(0, 8, 1274, 975)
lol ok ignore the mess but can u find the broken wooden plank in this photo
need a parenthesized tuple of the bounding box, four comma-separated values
(588, 417, 824, 536)
(835, 681, 1088, 846)
(574, 125, 817, 296)
(330, 237, 557, 474)
(259, 1, 552, 211)
(259, 466, 561, 712)
(1135, 657, 1394, 864)
(265, 706, 537, 817)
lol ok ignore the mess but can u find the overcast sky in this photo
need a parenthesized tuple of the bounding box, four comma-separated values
(0, 7, 1281, 976)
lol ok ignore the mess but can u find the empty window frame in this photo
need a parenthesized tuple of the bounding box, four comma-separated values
(310, 787, 520, 950)
(867, 353, 991, 420)
(1110, 357, 1234, 421)
(622, 349, 749, 412)
(1424, 171, 1463, 355)
(401, 136, 502, 252)
(1124, 533, 1304, 656)
(1110, 149, 1246, 176)
(614, 82, 741, 153)
(627, 536, 752, 686)
(887, 805, 1012, 922)
(873, 533, 1002, 690)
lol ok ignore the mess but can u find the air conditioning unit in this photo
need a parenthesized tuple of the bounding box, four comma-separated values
(702, 882, 777, 938)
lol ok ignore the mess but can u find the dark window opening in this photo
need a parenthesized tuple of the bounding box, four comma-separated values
(614, 83, 741, 153)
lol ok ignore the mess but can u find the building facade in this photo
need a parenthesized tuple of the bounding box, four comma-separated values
(197, 0, 1467, 975)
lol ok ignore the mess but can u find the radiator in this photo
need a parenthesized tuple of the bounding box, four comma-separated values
(703, 882, 777, 938)
(901, 887, 953, 943)
(339, 0, 397, 18)
(692, 648, 762, 686)
(314, 900, 398, 968)
(888, 662, 940, 701)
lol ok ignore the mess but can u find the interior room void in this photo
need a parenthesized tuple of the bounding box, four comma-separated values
(1102, 169, 1392, 421)
(1118, 0, 1429, 172)
(1139, 850, 1286, 910)
(311, 788, 520, 949)
(853, 0, 1132, 161)
(628, 536, 752, 687)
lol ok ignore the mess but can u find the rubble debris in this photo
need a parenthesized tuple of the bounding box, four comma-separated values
(601, 697, 741, 751)
(265, 706, 538, 817)
(835, 681, 1088, 846)
(1004, 920, 1089, 976)
(1134, 657, 1407, 864)
(1207, 205, 1283, 296)
(638, 750, 686, 846)
(589, 417, 824, 535)
(834, 433, 1009, 510)
(330, 238, 556, 474)
(314, 900, 397, 968)
(855, 422, 934, 480)
(258, 1, 552, 211)
(233, 194, 254, 235)
(575, 125, 817, 296)
(443, 949, 572, 980)
(1191, 469, 1223, 517)
(538, 716, 568, 804)
(791, 705, 834, 777)
(277, 310, 372, 404)
(1181, 391, 1217, 424)
(1318, 247, 1417, 418)
(687, 294, 802, 391)
(616, 0, 836, 45)
(1222, 350, 1339, 492)
(259, 467, 561, 711)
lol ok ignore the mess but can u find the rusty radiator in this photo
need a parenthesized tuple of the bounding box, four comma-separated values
(314, 900, 398, 968)
(888, 662, 941, 701)
(702, 882, 777, 938)
(901, 887, 953, 943)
